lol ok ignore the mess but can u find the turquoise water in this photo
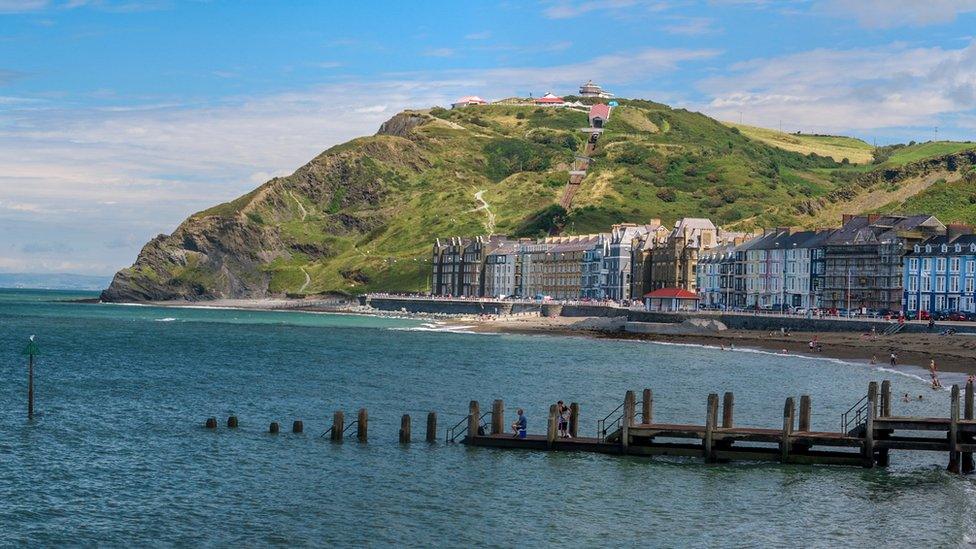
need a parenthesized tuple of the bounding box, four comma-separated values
(0, 289, 973, 546)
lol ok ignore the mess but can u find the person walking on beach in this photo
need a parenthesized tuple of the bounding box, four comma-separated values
(890, 352, 898, 367)
(930, 359, 942, 389)
(511, 408, 527, 439)
(556, 400, 571, 438)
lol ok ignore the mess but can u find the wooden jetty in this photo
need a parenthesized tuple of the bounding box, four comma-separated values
(460, 382, 976, 471)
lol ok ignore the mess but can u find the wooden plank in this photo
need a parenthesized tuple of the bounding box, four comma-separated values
(722, 392, 734, 429)
(798, 395, 811, 432)
(491, 399, 504, 435)
(949, 384, 960, 473)
(705, 393, 718, 462)
(781, 397, 795, 463)
(642, 389, 653, 425)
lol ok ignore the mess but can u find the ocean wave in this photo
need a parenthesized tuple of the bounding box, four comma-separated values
(154, 317, 177, 322)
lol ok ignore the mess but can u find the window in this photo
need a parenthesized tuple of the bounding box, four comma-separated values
(968, 278, 975, 294)
(922, 258, 931, 272)
(942, 244, 948, 253)
(909, 258, 919, 271)
(921, 276, 931, 292)
(908, 276, 918, 291)
(926, 245, 932, 253)
(937, 258, 946, 272)
(951, 258, 960, 272)
(936, 295, 946, 310)
(968, 261, 975, 274)
(914, 245, 921, 253)
(908, 295, 917, 311)
(956, 244, 962, 253)
(950, 276, 960, 293)
(937, 277, 946, 292)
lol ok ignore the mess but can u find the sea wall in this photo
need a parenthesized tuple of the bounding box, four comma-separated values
(365, 296, 540, 316)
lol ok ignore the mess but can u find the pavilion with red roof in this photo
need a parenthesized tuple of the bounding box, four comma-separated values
(643, 288, 700, 312)
(534, 92, 565, 106)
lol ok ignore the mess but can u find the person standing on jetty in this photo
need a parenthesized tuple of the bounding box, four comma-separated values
(556, 401, 571, 439)
(511, 408, 527, 439)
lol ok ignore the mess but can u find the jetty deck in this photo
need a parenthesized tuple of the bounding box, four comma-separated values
(457, 381, 976, 471)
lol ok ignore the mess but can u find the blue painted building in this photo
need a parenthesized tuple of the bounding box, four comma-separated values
(902, 230, 976, 315)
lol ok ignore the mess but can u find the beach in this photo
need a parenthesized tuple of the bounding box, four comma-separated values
(143, 297, 976, 375)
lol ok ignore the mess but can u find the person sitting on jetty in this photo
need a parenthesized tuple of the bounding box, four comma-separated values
(557, 401, 571, 439)
(512, 408, 527, 439)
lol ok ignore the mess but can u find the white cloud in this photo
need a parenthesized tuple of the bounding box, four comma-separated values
(423, 47, 455, 58)
(698, 41, 976, 133)
(0, 0, 48, 12)
(542, 0, 662, 19)
(663, 16, 717, 35)
(465, 31, 491, 40)
(817, 0, 976, 28)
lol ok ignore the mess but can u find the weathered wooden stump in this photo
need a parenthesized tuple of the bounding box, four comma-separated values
(399, 414, 411, 443)
(269, 421, 280, 434)
(781, 397, 795, 464)
(491, 399, 504, 435)
(331, 411, 344, 442)
(948, 384, 961, 473)
(546, 404, 558, 447)
(721, 392, 734, 429)
(292, 420, 304, 434)
(205, 417, 217, 429)
(426, 412, 437, 443)
(965, 382, 975, 474)
(642, 389, 653, 425)
(704, 393, 718, 462)
(357, 408, 368, 443)
(569, 402, 580, 438)
(863, 382, 877, 468)
(227, 416, 238, 429)
(467, 400, 480, 440)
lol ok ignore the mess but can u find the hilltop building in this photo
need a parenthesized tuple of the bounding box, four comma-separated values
(579, 80, 614, 99)
(451, 96, 488, 109)
(534, 92, 565, 106)
(588, 103, 611, 129)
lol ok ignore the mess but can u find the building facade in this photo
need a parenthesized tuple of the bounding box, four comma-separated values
(822, 214, 945, 312)
(903, 229, 976, 314)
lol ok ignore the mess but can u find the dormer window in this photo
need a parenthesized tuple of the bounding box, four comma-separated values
(925, 245, 932, 253)
(914, 245, 921, 253)
(942, 244, 948, 253)
(956, 244, 962, 253)
(971, 244, 976, 253)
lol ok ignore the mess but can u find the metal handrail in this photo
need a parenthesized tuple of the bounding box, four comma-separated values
(841, 394, 870, 434)
(596, 400, 642, 442)
(341, 420, 359, 436)
(446, 411, 493, 443)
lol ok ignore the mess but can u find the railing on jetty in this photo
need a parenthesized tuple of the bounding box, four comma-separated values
(459, 381, 976, 472)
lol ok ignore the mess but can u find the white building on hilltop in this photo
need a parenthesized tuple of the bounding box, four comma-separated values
(579, 80, 614, 98)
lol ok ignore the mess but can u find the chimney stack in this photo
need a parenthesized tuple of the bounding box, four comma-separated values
(842, 214, 855, 225)
(867, 214, 881, 224)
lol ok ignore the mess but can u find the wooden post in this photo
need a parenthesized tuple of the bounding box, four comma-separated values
(721, 392, 734, 429)
(864, 382, 877, 468)
(642, 389, 653, 425)
(880, 380, 891, 417)
(491, 399, 504, 435)
(948, 384, 960, 473)
(705, 393, 719, 462)
(426, 412, 437, 443)
(330, 410, 343, 441)
(547, 404, 558, 447)
(399, 414, 411, 443)
(269, 421, 279, 434)
(227, 416, 238, 428)
(965, 382, 975, 474)
(781, 397, 795, 463)
(569, 402, 580, 438)
(467, 400, 480, 441)
(622, 390, 635, 451)
(292, 420, 304, 434)
(205, 417, 217, 429)
(798, 395, 811, 432)
(357, 408, 368, 443)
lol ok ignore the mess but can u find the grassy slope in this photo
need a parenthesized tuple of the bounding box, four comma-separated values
(147, 100, 976, 296)
(725, 123, 874, 164)
(875, 168, 976, 224)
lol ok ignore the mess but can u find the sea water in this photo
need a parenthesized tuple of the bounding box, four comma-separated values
(0, 289, 972, 546)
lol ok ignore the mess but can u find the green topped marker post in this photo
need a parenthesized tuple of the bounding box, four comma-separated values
(25, 335, 38, 420)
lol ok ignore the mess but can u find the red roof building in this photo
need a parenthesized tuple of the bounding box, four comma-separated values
(643, 287, 700, 311)
(588, 103, 611, 128)
(534, 92, 565, 106)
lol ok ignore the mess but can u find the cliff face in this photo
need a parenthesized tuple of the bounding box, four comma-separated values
(102, 100, 976, 302)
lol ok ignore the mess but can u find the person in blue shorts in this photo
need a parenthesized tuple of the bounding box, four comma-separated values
(511, 408, 527, 438)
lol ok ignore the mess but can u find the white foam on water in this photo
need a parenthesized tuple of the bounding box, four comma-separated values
(154, 317, 177, 322)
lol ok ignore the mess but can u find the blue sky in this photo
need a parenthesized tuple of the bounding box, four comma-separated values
(2, 0, 976, 275)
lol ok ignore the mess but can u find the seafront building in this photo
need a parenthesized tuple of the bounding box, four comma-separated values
(604, 222, 665, 301)
(902, 225, 976, 314)
(821, 214, 945, 312)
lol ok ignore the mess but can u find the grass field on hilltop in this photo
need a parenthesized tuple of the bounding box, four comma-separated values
(725, 122, 874, 164)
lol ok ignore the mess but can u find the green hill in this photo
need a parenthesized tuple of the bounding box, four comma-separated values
(101, 98, 976, 301)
